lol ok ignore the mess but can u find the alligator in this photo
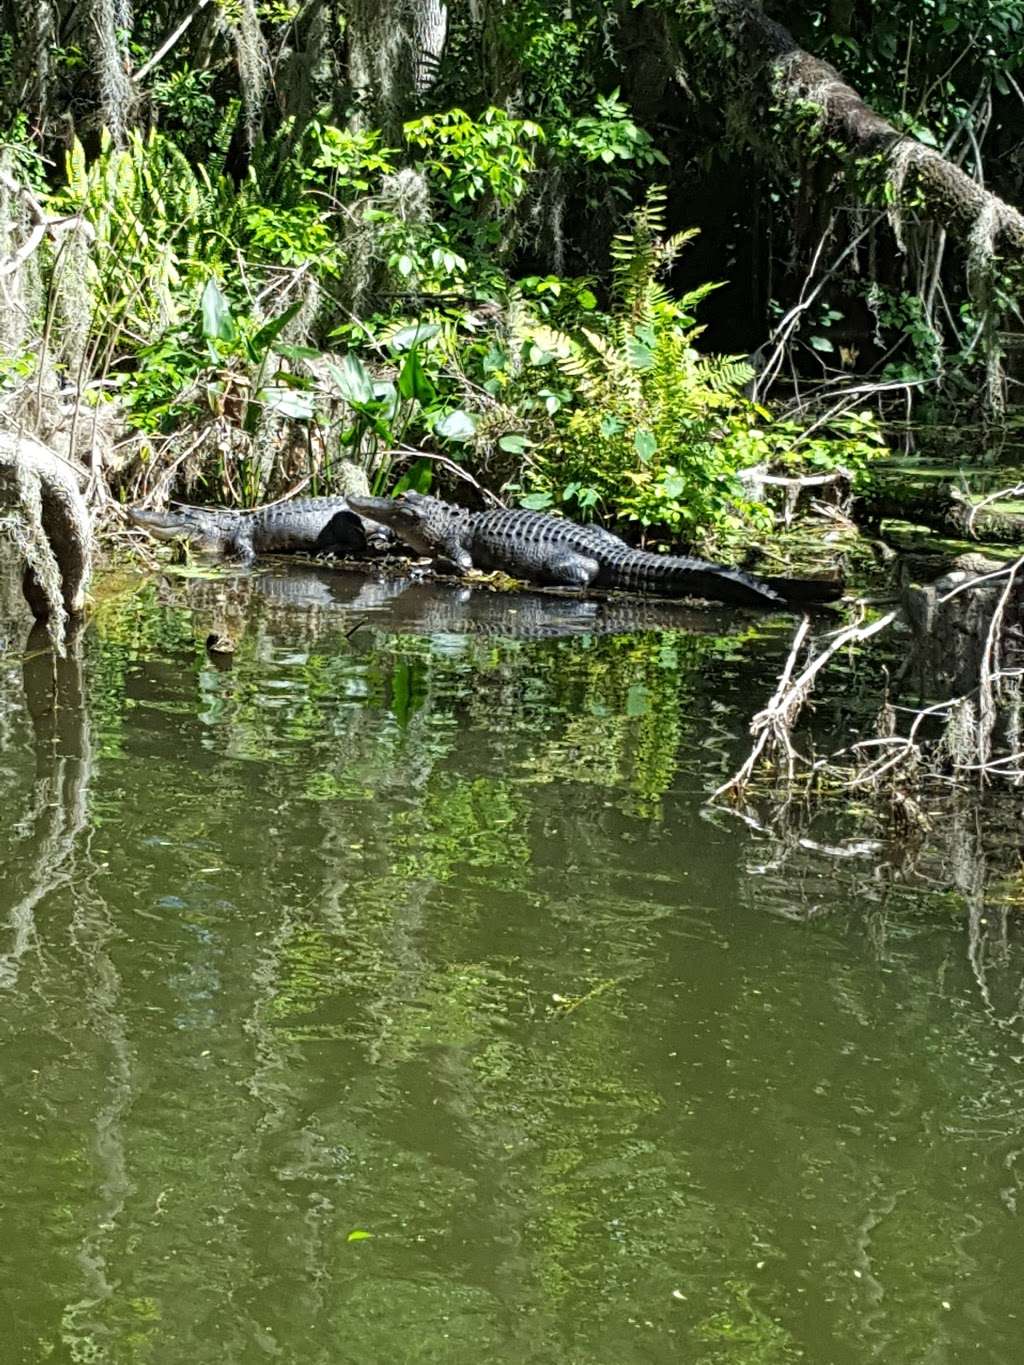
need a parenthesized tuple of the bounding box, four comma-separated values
(127, 496, 394, 564)
(347, 492, 843, 609)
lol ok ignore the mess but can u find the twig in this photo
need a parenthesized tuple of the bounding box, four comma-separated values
(383, 446, 505, 504)
(0, 170, 95, 278)
(711, 610, 898, 801)
(135, 0, 214, 83)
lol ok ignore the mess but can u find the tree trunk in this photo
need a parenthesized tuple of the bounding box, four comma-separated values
(0, 433, 93, 642)
(679, 0, 1024, 262)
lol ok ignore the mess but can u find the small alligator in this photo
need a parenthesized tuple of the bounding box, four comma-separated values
(347, 492, 842, 609)
(128, 496, 394, 564)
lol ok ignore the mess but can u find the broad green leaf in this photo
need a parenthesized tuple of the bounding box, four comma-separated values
(520, 491, 554, 510)
(398, 347, 437, 405)
(392, 458, 433, 496)
(328, 354, 375, 405)
(389, 323, 441, 352)
(497, 433, 529, 454)
(250, 300, 304, 354)
(626, 335, 653, 370)
(200, 277, 234, 342)
(347, 1229, 373, 1243)
(634, 429, 658, 462)
(434, 409, 477, 442)
(625, 683, 650, 716)
(260, 387, 315, 420)
(273, 343, 322, 361)
(809, 335, 835, 353)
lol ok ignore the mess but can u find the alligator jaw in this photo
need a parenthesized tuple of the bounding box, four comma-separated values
(347, 494, 450, 561)
(346, 496, 395, 520)
(127, 506, 229, 554)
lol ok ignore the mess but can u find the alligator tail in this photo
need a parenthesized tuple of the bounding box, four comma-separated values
(762, 575, 845, 606)
(608, 553, 787, 608)
(670, 563, 787, 608)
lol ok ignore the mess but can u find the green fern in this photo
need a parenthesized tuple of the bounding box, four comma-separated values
(520, 187, 768, 535)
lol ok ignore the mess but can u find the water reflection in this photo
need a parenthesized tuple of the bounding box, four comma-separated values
(1, 565, 1023, 1363)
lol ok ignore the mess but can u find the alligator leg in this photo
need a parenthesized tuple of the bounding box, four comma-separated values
(538, 553, 601, 588)
(434, 536, 474, 574)
(225, 528, 256, 564)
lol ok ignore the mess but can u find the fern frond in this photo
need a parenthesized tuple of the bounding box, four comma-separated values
(694, 354, 755, 394)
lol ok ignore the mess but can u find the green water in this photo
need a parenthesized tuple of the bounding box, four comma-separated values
(2, 566, 1023, 1364)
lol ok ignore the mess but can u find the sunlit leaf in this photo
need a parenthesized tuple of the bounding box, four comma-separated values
(634, 429, 658, 462)
(200, 277, 234, 342)
(498, 433, 529, 454)
(328, 354, 375, 405)
(520, 491, 554, 510)
(389, 323, 441, 352)
(434, 409, 477, 442)
(260, 387, 315, 420)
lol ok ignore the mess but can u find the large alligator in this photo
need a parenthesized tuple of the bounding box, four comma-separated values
(348, 492, 842, 609)
(128, 496, 394, 564)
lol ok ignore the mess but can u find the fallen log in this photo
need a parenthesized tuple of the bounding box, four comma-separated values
(854, 482, 1024, 545)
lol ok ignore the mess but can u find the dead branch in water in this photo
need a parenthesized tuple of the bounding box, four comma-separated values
(711, 609, 897, 801)
(715, 553, 1024, 813)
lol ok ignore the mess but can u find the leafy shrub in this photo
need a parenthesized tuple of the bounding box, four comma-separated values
(504, 190, 883, 543)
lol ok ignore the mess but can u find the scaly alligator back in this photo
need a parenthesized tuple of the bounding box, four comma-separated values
(129, 497, 392, 560)
(348, 494, 842, 608)
(463, 507, 785, 608)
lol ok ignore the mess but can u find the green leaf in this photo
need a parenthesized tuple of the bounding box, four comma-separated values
(260, 387, 315, 420)
(634, 429, 658, 462)
(497, 433, 529, 454)
(200, 277, 234, 342)
(274, 343, 322, 361)
(520, 491, 554, 510)
(809, 335, 834, 353)
(347, 1229, 373, 1243)
(392, 458, 433, 495)
(398, 347, 436, 405)
(328, 354, 375, 405)
(626, 335, 653, 371)
(625, 683, 650, 716)
(250, 300, 303, 354)
(434, 409, 477, 442)
(389, 323, 441, 352)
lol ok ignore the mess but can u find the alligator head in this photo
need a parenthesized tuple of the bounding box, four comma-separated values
(347, 492, 470, 566)
(127, 505, 233, 555)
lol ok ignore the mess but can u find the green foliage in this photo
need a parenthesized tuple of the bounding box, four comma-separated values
(404, 108, 545, 210)
(554, 90, 669, 201)
(150, 67, 221, 161)
(302, 122, 397, 192)
(508, 190, 881, 540)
